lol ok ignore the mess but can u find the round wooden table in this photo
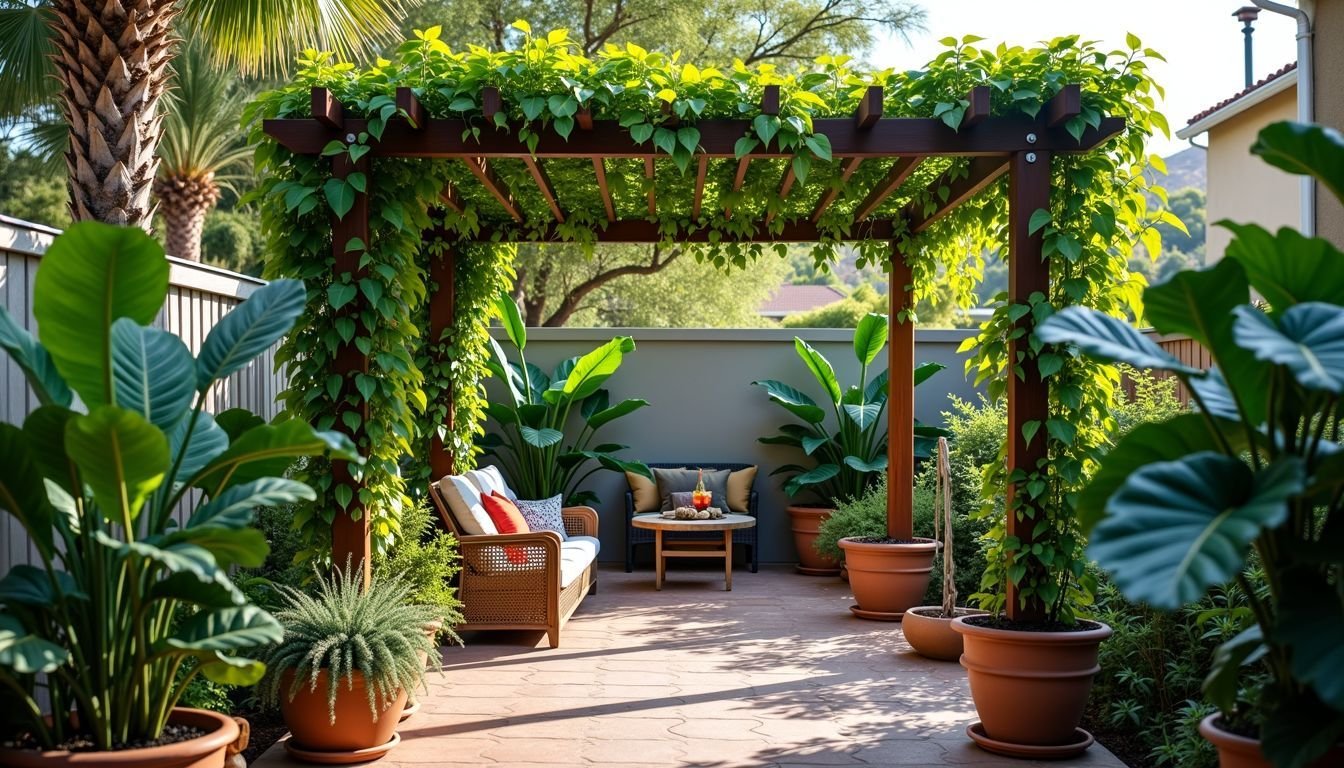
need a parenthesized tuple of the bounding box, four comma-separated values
(631, 514, 757, 591)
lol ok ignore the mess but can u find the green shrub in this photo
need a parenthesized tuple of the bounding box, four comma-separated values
(814, 477, 890, 562)
(373, 499, 465, 643)
(1113, 366, 1185, 436)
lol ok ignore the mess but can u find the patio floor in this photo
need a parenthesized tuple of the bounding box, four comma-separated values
(253, 564, 1125, 767)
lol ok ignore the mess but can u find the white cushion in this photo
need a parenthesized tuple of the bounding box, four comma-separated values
(466, 466, 515, 502)
(559, 536, 599, 588)
(443, 474, 498, 536)
(481, 465, 518, 501)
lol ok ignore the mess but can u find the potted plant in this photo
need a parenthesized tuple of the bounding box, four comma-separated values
(903, 438, 985, 661)
(260, 563, 441, 762)
(481, 290, 652, 515)
(754, 312, 945, 596)
(0, 222, 359, 767)
(1037, 121, 1344, 768)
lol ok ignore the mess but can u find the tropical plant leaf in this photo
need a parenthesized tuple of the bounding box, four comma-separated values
(494, 290, 528, 350)
(0, 304, 72, 407)
(793, 338, 841, 404)
(170, 412, 229, 481)
(200, 653, 267, 686)
(1276, 572, 1344, 711)
(149, 570, 247, 608)
(32, 222, 168, 408)
(1251, 121, 1344, 205)
(110, 318, 196, 430)
(164, 605, 283, 654)
(753, 379, 825, 423)
(107, 535, 221, 585)
(196, 279, 305, 390)
(188, 478, 315, 530)
(487, 337, 526, 405)
(1222, 222, 1344, 315)
(579, 389, 609, 421)
(1186, 368, 1243, 422)
(843, 455, 887, 473)
(1233, 303, 1344, 393)
(801, 435, 829, 455)
(864, 368, 889, 404)
(214, 409, 265, 442)
(0, 613, 68, 675)
(842, 403, 881, 429)
(0, 565, 85, 605)
(562, 337, 634, 401)
(913, 360, 945, 386)
(1037, 306, 1203, 376)
(585, 398, 649, 429)
(20, 405, 77, 495)
(191, 418, 359, 495)
(1203, 625, 1265, 713)
(852, 312, 888, 367)
(64, 406, 168, 526)
(520, 426, 563, 447)
(1090, 453, 1302, 609)
(783, 463, 841, 496)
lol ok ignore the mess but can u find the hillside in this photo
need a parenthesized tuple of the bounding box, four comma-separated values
(1155, 145, 1206, 194)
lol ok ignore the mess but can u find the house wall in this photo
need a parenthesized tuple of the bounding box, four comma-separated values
(1313, 0, 1344, 248)
(483, 327, 982, 564)
(1205, 88, 1300, 260)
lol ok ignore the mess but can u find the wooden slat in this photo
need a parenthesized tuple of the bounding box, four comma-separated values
(853, 156, 923, 221)
(438, 184, 464, 213)
(810, 157, 864, 222)
(856, 86, 882, 128)
(396, 87, 425, 129)
(764, 165, 797, 225)
(465, 157, 522, 222)
(482, 86, 502, 122)
(1047, 84, 1081, 127)
(724, 156, 752, 219)
(691, 155, 709, 219)
(523, 156, 565, 223)
(903, 156, 1010, 233)
(311, 87, 343, 129)
(761, 85, 780, 115)
(963, 86, 991, 127)
(644, 157, 656, 216)
(593, 158, 616, 221)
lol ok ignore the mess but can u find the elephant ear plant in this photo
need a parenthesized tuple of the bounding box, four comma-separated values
(481, 290, 652, 505)
(754, 312, 946, 505)
(0, 222, 360, 751)
(1038, 122, 1344, 767)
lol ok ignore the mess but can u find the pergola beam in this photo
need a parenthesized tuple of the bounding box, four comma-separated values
(312, 87, 343, 129)
(764, 165, 796, 225)
(452, 218, 898, 243)
(592, 158, 616, 221)
(691, 155, 708, 219)
(810, 157, 864, 222)
(904, 156, 1010, 234)
(396, 87, 425, 129)
(644, 157, 656, 216)
(853, 156, 923, 222)
(438, 184, 464, 213)
(1047, 84, 1082, 127)
(856, 86, 882, 129)
(465, 157, 522, 222)
(963, 86, 991, 127)
(724, 156, 751, 219)
(523, 156, 565, 223)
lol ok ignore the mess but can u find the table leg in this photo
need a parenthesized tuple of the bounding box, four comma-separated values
(655, 528, 664, 591)
(724, 530, 733, 591)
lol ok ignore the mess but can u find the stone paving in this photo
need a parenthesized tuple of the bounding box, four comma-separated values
(254, 564, 1125, 767)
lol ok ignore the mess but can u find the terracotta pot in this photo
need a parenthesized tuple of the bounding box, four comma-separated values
(952, 616, 1111, 747)
(902, 606, 985, 661)
(837, 537, 938, 619)
(787, 506, 840, 575)
(1198, 714, 1344, 768)
(279, 669, 406, 754)
(0, 708, 241, 768)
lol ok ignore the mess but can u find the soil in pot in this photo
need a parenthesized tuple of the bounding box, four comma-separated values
(953, 615, 1111, 755)
(838, 537, 938, 620)
(1199, 714, 1344, 768)
(279, 669, 406, 755)
(902, 606, 985, 662)
(0, 708, 241, 768)
(788, 506, 840, 575)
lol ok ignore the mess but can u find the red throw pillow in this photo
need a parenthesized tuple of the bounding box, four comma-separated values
(482, 491, 531, 564)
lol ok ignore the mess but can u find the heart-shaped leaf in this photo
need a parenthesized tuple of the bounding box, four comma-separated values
(1222, 222, 1344, 315)
(843, 402, 881, 429)
(520, 426, 563, 447)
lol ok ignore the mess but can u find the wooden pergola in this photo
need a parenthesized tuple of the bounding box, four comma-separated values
(264, 82, 1122, 622)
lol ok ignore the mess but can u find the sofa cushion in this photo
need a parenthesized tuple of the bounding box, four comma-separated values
(468, 466, 517, 502)
(653, 467, 729, 511)
(726, 465, 757, 513)
(515, 494, 568, 540)
(559, 535, 600, 588)
(482, 491, 531, 565)
(626, 469, 662, 513)
(440, 474, 498, 536)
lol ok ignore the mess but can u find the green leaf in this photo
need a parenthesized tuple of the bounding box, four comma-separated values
(1090, 453, 1302, 609)
(164, 605, 282, 655)
(843, 455, 887, 473)
(803, 133, 832, 161)
(842, 403, 881, 429)
(0, 613, 67, 674)
(783, 464, 841, 496)
(852, 313, 888, 366)
(494, 290, 527, 350)
(793, 338, 842, 404)
(327, 282, 356, 311)
(107, 535, 221, 585)
(170, 412, 229, 481)
(0, 565, 85, 605)
(1037, 306, 1203, 376)
(676, 126, 700, 153)
(1276, 572, 1344, 711)
(1203, 625, 1265, 713)
(0, 304, 72, 407)
(191, 419, 360, 495)
(110, 319, 195, 430)
(323, 177, 355, 218)
(562, 337, 633, 400)
(753, 379, 825, 423)
(801, 435, 829, 455)
(188, 478, 315, 530)
(197, 279, 306, 390)
(65, 406, 168, 526)
(520, 426, 563, 447)
(33, 221, 168, 408)
(1222, 222, 1344, 315)
(200, 654, 266, 686)
(1027, 208, 1052, 235)
(753, 114, 779, 145)
(1250, 121, 1344, 205)
(1233, 303, 1344, 393)
(585, 398, 649, 429)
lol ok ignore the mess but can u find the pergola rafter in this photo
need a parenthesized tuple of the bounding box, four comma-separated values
(267, 81, 1123, 623)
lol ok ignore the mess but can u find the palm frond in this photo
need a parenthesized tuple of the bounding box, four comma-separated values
(158, 38, 255, 193)
(0, 0, 56, 119)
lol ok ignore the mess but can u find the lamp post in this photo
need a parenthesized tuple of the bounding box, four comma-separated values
(1235, 6, 1261, 88)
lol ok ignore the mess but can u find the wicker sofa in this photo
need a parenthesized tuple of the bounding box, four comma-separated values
(625, 462, 759, 573)
(429, 472, 598, 648)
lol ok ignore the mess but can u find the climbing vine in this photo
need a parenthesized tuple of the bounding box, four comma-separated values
(249, 26, 1173, 611)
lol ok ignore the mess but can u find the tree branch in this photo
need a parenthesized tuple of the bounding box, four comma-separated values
(541, 244, 685, 326)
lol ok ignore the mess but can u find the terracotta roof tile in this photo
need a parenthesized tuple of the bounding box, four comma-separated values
(1186, 62, 1297, 126)
(759, 284, 847, 315)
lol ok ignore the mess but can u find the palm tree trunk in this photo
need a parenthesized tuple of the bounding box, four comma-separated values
(153, 173, 217, 261)
(48, 0, 178, 228)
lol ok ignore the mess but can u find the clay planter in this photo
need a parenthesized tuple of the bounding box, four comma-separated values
(787, 506, 840, 576)
(403, 619, 443, 722)
(279, 669, 406, 759)
(0, 708, 241, 768)
(1199, 714, 1344, 768)
(952, 616, 1111, 758)
(837, 537, 938, 620)
(902, 607, 985, 661)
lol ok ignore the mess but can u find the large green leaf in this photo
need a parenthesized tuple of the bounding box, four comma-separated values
(852, 313, 888, 367)
(0, 304, 72, 407)
(1234, 303, 1344, 394)
(1251, 121, 1344, 205)
(864, 368, 889, 404)
(213, 409, 265, 443)
(196, 279, 305, 390)
(1186, 368, 1243, 422)
(1089, 453, 1302, 609)
(111, 318, 196, 430)
(1037, 306, 1203, 376)
(1261, 688, 1344, 768)
(170, 412, 229, 481)
(753, 379, 825, 423)
(842, 402, 881, 429)
(32, 222, 168, 408)
(106, 535, 220, 585)
(843, 455, 887, 473)
(585, 398, 649, 430)
(487, 337, 526, 406)
(562, 337, 633, 400)
(0, 613, 67, 674)
(913, 361, 945, 387)
(188, 477, 314, 530)
(191, 419, 360, 494)
(793, 338, 841, 404)
(783, 463, 841, 496)
(494, 290, 527, 351)
(579, 389, 609, 421)
(64, 406, 168, 526)
(164, 605, 283, 654)
(0, 565, 85, 605)
(1222, 222, 1344, 314)
(22, 406, 78, 494)
(200, 654, 267, 686)
(149, 570, 247, 608)
(1203, 625, 1266, 713)
(520, 426, 563, 447)
(0, 424, 56, 557)
(1276, 572, 1344, 712)
(1078, 414, 1239, 533)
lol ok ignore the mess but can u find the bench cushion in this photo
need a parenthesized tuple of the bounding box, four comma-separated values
(440, 474, 498, 536)
(559, 535, 600, 588)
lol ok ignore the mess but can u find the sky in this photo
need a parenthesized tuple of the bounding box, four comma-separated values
(869, 0, 1300, 157)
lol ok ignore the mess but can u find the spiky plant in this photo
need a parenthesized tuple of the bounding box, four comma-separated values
(261, 563, 442, 723)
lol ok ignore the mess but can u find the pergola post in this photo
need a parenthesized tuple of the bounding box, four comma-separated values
(330, 152, 372, 585)
(427, 244, 457, 479)
(886, 244, 915, 540)
(1005, 149, 1052, 622)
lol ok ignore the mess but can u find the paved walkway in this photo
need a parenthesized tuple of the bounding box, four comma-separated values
(255, 564, 1125, 767)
